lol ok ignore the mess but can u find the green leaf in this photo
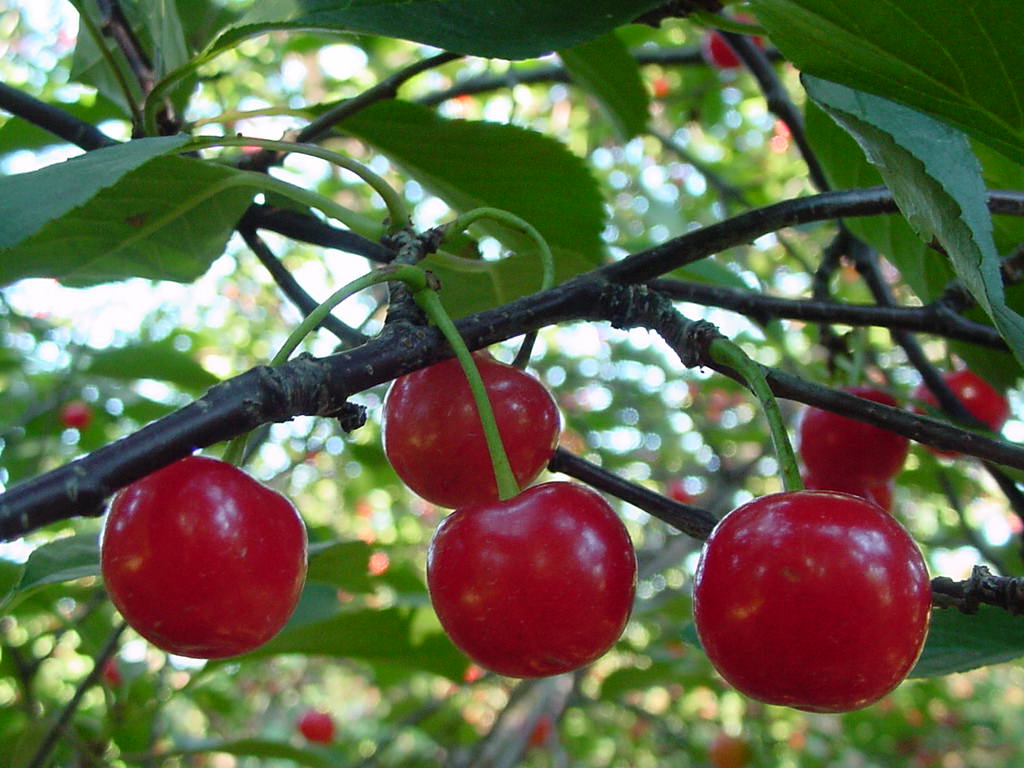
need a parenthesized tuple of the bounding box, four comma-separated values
(0, 150, 255, 286)
(911, 606, 1024, 677)
(804, 101, 952, 302)
(307, 540, 373, 593)
(83, 339, 219, 391)
(1, 534, 100, 611)
(805, 76, 1024, 371)
(749, 0, 1024, 164)
(340, 100, 606, 317)
(0, 136, 188, 252)
(240, 606, 466, 680)
(209, 0, 664, 60)
(0, 559, 23, 607)
(559, 31, 650, 140)
(164, 738, 337, 768)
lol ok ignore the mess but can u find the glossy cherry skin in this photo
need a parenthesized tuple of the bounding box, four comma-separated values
(798, 386, 908, 485)
(382, 352, 560, 508)
(801, 470, 893, 513)
(297, 709, 335, 744)
(60, 400, 93, 430)
(427, 482, 636, 678)
(913, 369, 1010, 456)
(693, 491, 931, 713)
(101, 456, 307, 659)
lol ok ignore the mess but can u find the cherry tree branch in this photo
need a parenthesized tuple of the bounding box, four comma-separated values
(932, 566, 1024, 614)
(0, 82, 118, 151)
(3, 188, 1024, 539)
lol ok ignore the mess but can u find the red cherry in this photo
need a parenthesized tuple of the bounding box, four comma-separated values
(101, 456, 307, 659)
(693, 491, 931, 712)
(427, 482, 636, 678)
(912, 369, 1009, 457)
(701, 21, 764, 70)
(528, 714, 553, 748)
(100, 658, 123, 688)
(60, 400, 93, 430)
(382, 352, 560, 508)
(297, 709, 335, 744)
(666, 478, 692, 505)
(709, 731, 753, 768)
(801, 471, 893, 513)
(798, 386, 908, 484)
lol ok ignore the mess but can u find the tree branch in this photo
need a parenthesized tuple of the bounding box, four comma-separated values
(648, 277, 1007, 348)
(4, 188, 1024, 539)
(237, 225, 371, 348)
(931, 565, 1024, 614)
(0, 82, 118, 151)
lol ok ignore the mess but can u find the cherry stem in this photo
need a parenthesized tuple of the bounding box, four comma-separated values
(708, 338, 803, 492)
(411, 287, 521, 501)
(441, 207, 554, 368)
(185, 135, 411, 233)
(221, 264, 429, 466)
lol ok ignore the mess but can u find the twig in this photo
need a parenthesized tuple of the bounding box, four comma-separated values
(26, 622, 127, 768)
(722, 29, 830, 193)
(549, 448, 718, 540)
(237, 225, 370, 347)
(932, 565, 1024, 614)
(0, 82, 117, 151)
(242, 52, 461, 173)
(648, 278, 1006, 348)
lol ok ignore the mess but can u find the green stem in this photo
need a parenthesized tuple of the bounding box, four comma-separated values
(412, 288, 520, 501)
(442, 207, 554, 368)
(443, 207, 555, 292)
(185, 136, 411, 232)
(708, 338, 803, 492)
(221, 265, 429, 466)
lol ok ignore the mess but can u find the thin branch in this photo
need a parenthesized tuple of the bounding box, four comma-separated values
(549, 448, 718, 540)
(239, 205, 392, 263)
(26, 622, 126, 768)
(648, 277, 1007, 349)
(242, 51, 462, 173)
(0, 82, 118, 151)
(932, 565, 1024, 614)
(237, 225, 371, 348)
(722, 29, 830, 193)
(416, 46, 785, 106)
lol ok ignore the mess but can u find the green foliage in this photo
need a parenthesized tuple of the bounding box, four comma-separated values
(750, 0, 1024, 163)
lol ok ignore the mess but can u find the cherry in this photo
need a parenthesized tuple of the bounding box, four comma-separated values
(693, 490, 931, 712)
(297, 709, 335, 744)
(101, 455, 307, 659)
(666, 478, 693, 505)
(100, 657, 123, 688)
(701, 20, 764, 70)
(708, 731, 753, 768)
(427, 482, 636, 678)
(912, 369, 1009, 456)
(60, 399, 93, 430)
(797, 386, 908, 485)
(382, 352, 560, 508)
(528, 714, 553, 748)
(801, 470, 893, 513)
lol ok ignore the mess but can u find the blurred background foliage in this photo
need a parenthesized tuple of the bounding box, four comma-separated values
(1, 0, 1023, 766)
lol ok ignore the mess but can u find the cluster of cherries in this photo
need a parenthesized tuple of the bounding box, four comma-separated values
(98, 353, 1008, 716)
